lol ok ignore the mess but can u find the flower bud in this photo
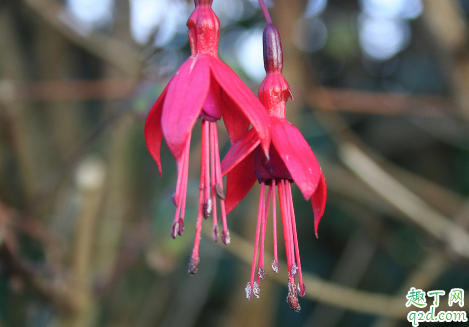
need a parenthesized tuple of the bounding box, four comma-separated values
(263, 24, 283, 73)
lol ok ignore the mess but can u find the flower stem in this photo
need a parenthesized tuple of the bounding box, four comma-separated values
(258, 0, 272, 24)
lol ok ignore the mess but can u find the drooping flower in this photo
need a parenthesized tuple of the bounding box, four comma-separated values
(221, 21, 327, 311)
(145, 0, 271, 274)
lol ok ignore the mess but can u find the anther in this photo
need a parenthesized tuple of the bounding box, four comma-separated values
(298, 282, 306, 297)
(287, 281, 301, 312)
(258, 267, 266, 280)
(291, 263, 298, 277)
(178, 218, 184, 236)
(188, 256, 200, 275)
(245, 282, 253, 300)
(171, 221, 179, 239)
(212, 224, 219, 242)
(272, 260, 279, 274)
(203, 199, 212, 218)
(222, 230, 231, 245)
(253, 281, 260, 298)
(215, 183, 225, 199)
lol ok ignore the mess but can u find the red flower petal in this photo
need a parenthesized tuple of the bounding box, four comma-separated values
(312, 171, 327, 238)
(144, 85, 169, 176)
(225, 152, 257, 214)
(221, 91, 250, 143)
(162, 55, 211, 161)
(270, 117, 321, 200)
(221, 128, 259, 175)
(208, 57, 271, 155)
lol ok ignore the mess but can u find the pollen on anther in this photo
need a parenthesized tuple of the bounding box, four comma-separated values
(258, 267, 266, 280)
(272, 260, 279, 274)
(245, 282, 252, 300)
(291, 263, 298, 277)
(253, 281, 260, 298)
(171, 221, 179, 239)
(203, 199, 212, 218)
(222, 230, 231, 245)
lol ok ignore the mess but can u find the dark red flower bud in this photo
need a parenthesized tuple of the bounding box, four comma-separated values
(263, 24, 283, 73)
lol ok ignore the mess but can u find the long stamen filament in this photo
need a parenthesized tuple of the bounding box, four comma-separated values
(203, 120, 211, 218)
(179, 134, 191, 235)
(189, 120, 208, 274)
(287, 181, 305, 296)
(271, 179, 279, 273)
(248, 183, 265, 299)
(258, 182, 271, 280)
(213, 126, 230, 245)
(210, 122, 218, 241)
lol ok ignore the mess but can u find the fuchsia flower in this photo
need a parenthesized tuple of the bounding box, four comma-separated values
(145, 0, 271, 274)
(221, 20, 327, 311)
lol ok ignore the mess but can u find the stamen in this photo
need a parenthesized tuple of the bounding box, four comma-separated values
(171, 221, 179, 239)
(222, 230, 230, 245)
(272, 260, 279, 274)
(250, 183, 265, 299)
(213, 125, 229, 244)
(258, 267, 266, 280)
(258, 182, 271, 280)
(172, 135, 191, 237)
(188, 256, 200, 275)
(253, 281, 260, 298)
(203, 120, 211, 218)
(291, 263, 298, 277)
(278, 180, 293, 276)
(287, 181, 305, 296)
(245, 282, 253, 300)
(203, 199, 212, 219)
(215, 183, 225, 199)
(178, 134, 191, 235)
(284, 181, 296, 273)
(178, 218, 185, 236)
(210, 122, 218, 241)
(212, 224, 219, 242)
(190, 122, 207, 275)
(272, 179, 278, 271)
(287, 281, 301, 312)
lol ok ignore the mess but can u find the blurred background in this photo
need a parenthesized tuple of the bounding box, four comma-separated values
(0, 0, 469, 326)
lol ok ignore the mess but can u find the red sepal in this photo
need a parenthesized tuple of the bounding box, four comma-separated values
(208, 56, 271, 155)
(161, 55, 210, 161)
(221, 128, 259, 175)
(221, 91, 250, 143)
(312, 171, 327, 238)
(144, 85, 169, 176)
(225, 152, 257, 214)
(270, 117, 321, 200)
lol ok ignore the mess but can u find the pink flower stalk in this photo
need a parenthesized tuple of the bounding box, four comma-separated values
(145, 0, 271, 275)
(221, 22, 327, 311)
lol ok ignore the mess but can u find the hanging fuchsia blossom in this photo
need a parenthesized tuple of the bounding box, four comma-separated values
(221, 16, 327, 311)
(145, 0, 271, 274)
